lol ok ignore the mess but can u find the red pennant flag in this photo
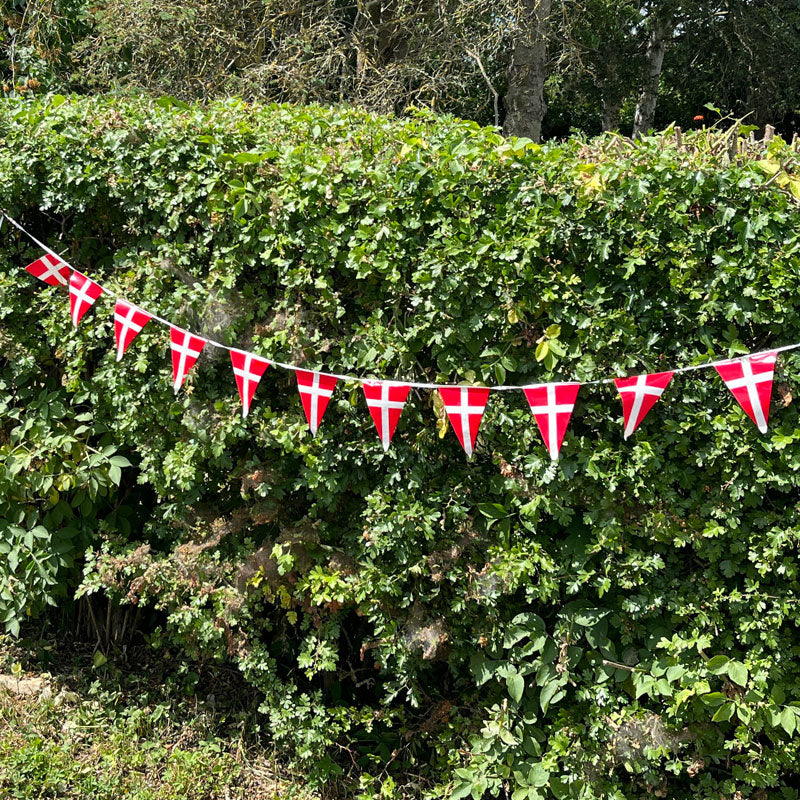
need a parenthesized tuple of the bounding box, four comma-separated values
(439, 386, 491, 458)
(522, 382, 580, 460)
(68, 270, 103, 327)
(362, 380, 411, 450)
(170, 327, 206, 393)
(25, 253, 71, 286)
(296, 370, 338, 435)
(230, 349, 270, 418)
(114, 299, 152, 362)
(714, 351, 777, 433)
(614, 371, 674, 439)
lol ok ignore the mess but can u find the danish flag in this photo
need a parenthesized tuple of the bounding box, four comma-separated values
(230, 349, 270, 418)
(614, 371, 674, 439)
(522, 382, 580, 460)
(114, 299, 152, 361)
(362, 381, 411, 450)
(439, 386, 491, 458)
(170, 327, 207, 393)
(714, 351, 777, 433)
(25, 253, 71, 286)
(68, 270, 103, 326)
(296, 370, 338, 435)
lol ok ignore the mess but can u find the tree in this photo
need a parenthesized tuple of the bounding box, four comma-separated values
(658, 0, 800, 132)
(550, 0, 644, 133)
(64, 0, 515, 124)
(503, 0, 553, 140)
(632, 5, 674, 137)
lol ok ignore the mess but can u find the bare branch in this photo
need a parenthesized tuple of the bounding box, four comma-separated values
(466, 47, 499, 128)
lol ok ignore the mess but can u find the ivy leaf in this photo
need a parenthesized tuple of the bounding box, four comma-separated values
(478, 503, 508, 519)
(573, 608, 608, 627)
(726, 661, 748, 687)
(706, 655, 729, 674)
(470, 654, 494, 686)
(498, 726, 518, 745)
(507, 672, 524, 703)
(451, 782, 473, 800)
(528, 764, 549, 787)
(780, 707, 797, 736)
(540, 679, 559, 712)
(712, 702, 735, 722)
(755, 159, 781, 177)
(700, 691, 727, 707)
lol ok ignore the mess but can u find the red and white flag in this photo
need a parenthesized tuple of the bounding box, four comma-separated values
(614, 371, 674, 439)
(68, 270, 103, 326)
(714, 351, 777, 433)
(230, 349, 270, 418)
(522, 382, 580, 460)
(362, 380, 411, 450)
(114, 299, 152, 361)
(439, 386, 491, 458)
(25, 253, 71, 286)
(296, 370, 338, 435)
(170, 327, 206, 393)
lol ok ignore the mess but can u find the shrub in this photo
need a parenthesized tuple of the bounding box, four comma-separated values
(2, 95, 800, 798)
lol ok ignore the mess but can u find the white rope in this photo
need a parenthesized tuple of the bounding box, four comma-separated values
(4, 210, 798, 390)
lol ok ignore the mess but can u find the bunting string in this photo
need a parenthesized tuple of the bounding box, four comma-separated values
(4, 208, 800, 456)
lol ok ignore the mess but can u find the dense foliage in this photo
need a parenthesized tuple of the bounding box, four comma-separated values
(2, 96, 800, 799)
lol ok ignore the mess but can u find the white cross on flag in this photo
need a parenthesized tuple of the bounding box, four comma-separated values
(614, 371, 674, 439)
(230, 349, 270, 418)
(362, 380, 411, 450)
(522, 382, 580, 460)
(68, 270, 103, 327)
(25, 253, 71, 286)
(439, 386, 491, 458)
(714, 351, 777, 433)
(296, 369, 338, 435)
(170, 327, 207, 393)
(114, 299, 152, 361)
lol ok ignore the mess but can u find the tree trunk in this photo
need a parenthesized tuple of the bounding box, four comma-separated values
(503, 0, 552, 141)
(602, 96, 622, 132)
(631, 14, 671, 138)
(600, 56, 622, 132)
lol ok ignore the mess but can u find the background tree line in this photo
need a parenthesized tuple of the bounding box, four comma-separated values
(1, 0, 799, 140)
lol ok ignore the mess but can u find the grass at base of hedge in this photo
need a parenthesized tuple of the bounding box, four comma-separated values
(0, 631, 317, 800)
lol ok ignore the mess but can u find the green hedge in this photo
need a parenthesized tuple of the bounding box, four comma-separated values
(2, 95, 800, 799)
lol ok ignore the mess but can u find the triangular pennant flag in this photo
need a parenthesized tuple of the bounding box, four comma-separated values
(230, 349, 270, 418)
(296, 370, 338, 435)
(613, 371, 674, 439)
(68, 270, 103, 327)
(114, 299, 152, 362)
(25, 253, 71, 286)
(170, 327, 207, 393)
(714, 351, 777, 433)
(439, 386, 491, 458)
(362, 380, 411, 450)
(522, 382, 580, 460)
